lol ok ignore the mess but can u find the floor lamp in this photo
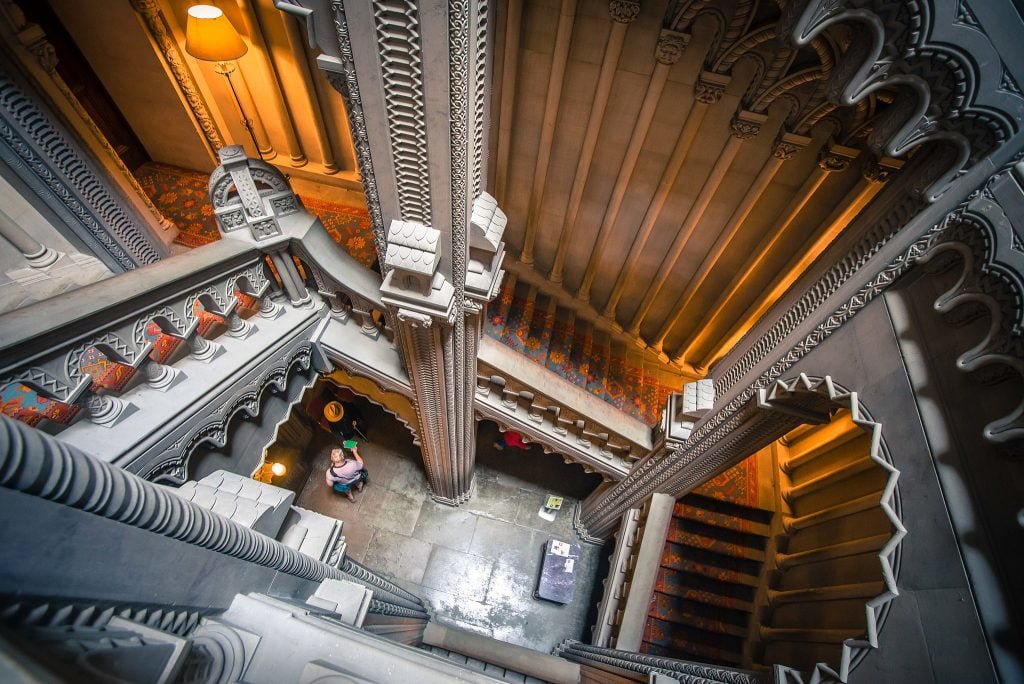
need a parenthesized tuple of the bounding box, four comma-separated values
(184, 4, 264, 159)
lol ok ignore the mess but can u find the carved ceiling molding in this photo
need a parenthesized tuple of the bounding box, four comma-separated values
(323, 1, 388, 268)
(916, 166, 1024, 450)
(782, 0, 1024, 201)
(0, 78, 163, 270)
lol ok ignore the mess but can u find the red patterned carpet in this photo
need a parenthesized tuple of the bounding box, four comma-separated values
(135, 162, 377, 267)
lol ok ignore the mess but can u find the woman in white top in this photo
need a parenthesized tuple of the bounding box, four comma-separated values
(325, 446, 367, 502)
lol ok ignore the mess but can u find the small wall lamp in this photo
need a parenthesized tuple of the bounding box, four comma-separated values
(184, 5, 264, 159)
(254, 460, 287, 483)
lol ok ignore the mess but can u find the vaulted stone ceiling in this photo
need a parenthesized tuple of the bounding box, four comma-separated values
(44, 0, 940, 379)
(488, 0, 908, 375)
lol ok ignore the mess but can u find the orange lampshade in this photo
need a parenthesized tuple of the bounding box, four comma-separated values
(185, 5, 247, 62)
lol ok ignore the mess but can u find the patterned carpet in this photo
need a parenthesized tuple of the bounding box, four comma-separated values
(134, 162, 377, 267)
(484, 281, 681, 427)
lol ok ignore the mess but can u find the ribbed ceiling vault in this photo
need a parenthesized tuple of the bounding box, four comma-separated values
(488, 0, 905, 375)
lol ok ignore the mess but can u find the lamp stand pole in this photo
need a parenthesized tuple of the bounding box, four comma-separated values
(216, 61, 264, 161)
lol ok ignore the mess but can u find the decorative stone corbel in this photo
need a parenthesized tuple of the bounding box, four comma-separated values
(379, 219, 456, 324)
(465, 192, 507, 303)
(662, 378, 714, 443)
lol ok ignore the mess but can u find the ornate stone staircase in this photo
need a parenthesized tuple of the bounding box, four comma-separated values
(484, 274, 688, 427)
(642, 492, 773, 666)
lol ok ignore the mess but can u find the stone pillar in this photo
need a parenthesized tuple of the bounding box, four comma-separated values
(289, 0, 504, 504)
(0, 206, 60, 268)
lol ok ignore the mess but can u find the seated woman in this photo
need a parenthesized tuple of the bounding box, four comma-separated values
(325, 445, 367, 502)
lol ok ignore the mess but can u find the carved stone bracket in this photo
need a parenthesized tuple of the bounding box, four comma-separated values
(609, 0, 641, 24)
(655, 29, 689, 65)
(817, 143, 860, 172)
(730, 110, 769, 140)
(772, 131, 813, 160)
(695, 71, 731, 104)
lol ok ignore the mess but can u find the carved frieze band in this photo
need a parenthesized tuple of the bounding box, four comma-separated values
(328, 1, 387, 265)
(0, 75, 160, 269)
(0, 414, 344, 584)
(472, 0, 489, 199)
(373, 0, 431, 225)
(134, 343, 315, 483)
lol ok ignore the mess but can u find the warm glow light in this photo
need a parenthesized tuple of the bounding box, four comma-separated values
(270, 462, 287, 477)
(185, 5, 248, 63)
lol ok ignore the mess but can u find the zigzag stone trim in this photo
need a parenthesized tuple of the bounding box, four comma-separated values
(0, 414, 343, 584)
(133, 344, 314, 484)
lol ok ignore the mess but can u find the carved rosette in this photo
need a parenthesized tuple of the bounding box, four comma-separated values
(608, 0, 640, 23)
(655, 30, 688, 65)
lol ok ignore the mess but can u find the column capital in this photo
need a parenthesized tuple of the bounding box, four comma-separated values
(817, 143, 860, 172)
(694, 71, 730, 104)
(772, 131, 813, 160)
(863, 156, 904, 183)
(655, 29, 689, 65)
(609, 0, 641, 23)
(730, 110, 768, 140)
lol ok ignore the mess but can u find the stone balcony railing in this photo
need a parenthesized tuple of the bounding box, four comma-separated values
(0, 149, 663, 484)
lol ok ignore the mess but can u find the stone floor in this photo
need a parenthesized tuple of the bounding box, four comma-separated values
(294, 403, 606, 653)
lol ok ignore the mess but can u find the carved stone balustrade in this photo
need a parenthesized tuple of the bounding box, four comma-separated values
(0, 239, 325, 480)
(475, 336, 653, 480)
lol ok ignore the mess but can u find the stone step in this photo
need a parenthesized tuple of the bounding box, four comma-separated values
(666, 519, 768, 562)
(654, 567, 756, 612)
(674, 495, 773, 537)
(642, 634, 744, 666)
(660, 542, 762, 587)
(647, 592, 750, 636)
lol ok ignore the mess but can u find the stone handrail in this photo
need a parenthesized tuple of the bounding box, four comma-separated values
(555, 639, 767, 684)
(476, 336, 653, 480)
(0, 239, 283, 430)
(0, 413, 342, 584)
(288, 220, 394, 343)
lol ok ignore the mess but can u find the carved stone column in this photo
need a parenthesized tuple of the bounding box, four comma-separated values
(291, 0, 504, 504)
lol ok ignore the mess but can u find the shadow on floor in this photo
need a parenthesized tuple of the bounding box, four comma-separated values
(290, 400, 607, 653)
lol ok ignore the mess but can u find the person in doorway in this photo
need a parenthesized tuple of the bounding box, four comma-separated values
(493, 430, 529, 451)
(325, 445, 367, 502)
(323, 400, 366, 441)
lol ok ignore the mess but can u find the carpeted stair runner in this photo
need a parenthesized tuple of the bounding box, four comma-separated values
(484, 278, 683, 426)
(135, 162, 377, 267)
(642, 474, 774, 668)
